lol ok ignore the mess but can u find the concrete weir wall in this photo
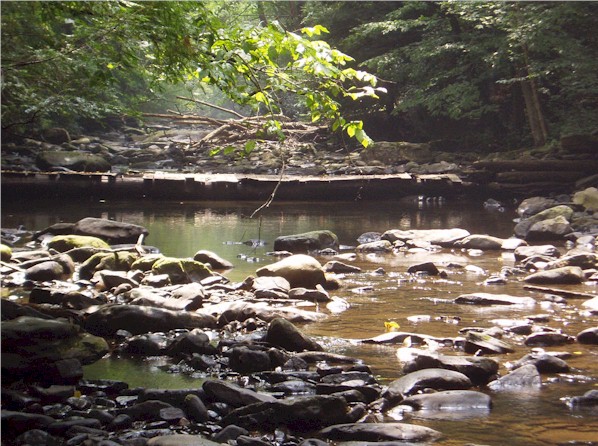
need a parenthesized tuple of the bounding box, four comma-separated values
(1, 171, 467, 201)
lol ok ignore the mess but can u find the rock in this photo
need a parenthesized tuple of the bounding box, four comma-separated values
(382, 228, 470, 247)
(362, 141, 434, 164)
(193, 250, 233, 269)
(517, 197, 558, 218)
(152, 257, 213, 284)
(511, 353, 570, 373)
(524, 332, 575, 347)
(167, 329, 217, 356)
(523, 266, 584, 284)
(184, 394, 209, 423)
(229, 346, 272, 373)
(273, 230, 339, 253)
(582, 296, 598, 312)
(251, 276, 291, 294)
(501, 238, 528, 250)
(407, 261, 439, 275)
(514, 245, 561, 261)
(1, 316, 108, 383)
(98, 270, 138, 290)
(36, 151, 111, 172)
(319, 422, 442, 442)
(576, 327, 598, 344)
(47, 235, 110, 252)
(464, 331, 515, 354)
(454, 292, 535, 306)
(455, 234, 506, 250)
(223, 394, 349, 431)
(147, 435, 223, 446)
(24, 260, 69, 281)
(355, 240, 393, 253)
(128, 286, 204, 312)
(0, 411, 56, 437)
(488, 364, 542, 390)
(79, 251, 138, 280)
(73, 217, 148, 244)
(400, 390, 492, 411)
(526, 215, 573, 241)
(383, 368, 472, 403)
(42, 127, 71, 144)
(546, 253, 598, 270)
(401, 352, 499, 385)
(123, 400, 174, 421)
(84, 304, 217, 336)
(213, 425, 249, 443)
(514, 205, 574, 239)
(256, 254, 326, 288)
(266, 318, 323, 352)
(202, 379, 277, 408)
(573, 187, 598, 211)
(288, 286, 330, 302)
(568, 390, 598, 408)
(323, 260, 362, 273)
(357, 232, 382, 244)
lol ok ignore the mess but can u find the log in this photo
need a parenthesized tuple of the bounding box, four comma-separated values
(473, 160, 598, 173)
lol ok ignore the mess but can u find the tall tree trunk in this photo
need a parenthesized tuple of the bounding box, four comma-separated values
(257, 2, 268, 26)
(519, 69, 548, 147)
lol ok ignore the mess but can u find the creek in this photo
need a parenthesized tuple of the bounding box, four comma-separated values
(2, 197, 597, 446)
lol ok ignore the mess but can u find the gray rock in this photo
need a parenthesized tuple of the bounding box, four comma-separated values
(36, 151, 111, 172)
(323, 260, 362, 273)
(402, 352, 499, 385)
(514, 205, 574, 239)
(193, 250, 234, 269)
(147, 435, 223, 446)
(319, 422, 442, 442)
(256, 254, 326, 289)
(568, 389, 598, 408)
(526, 215, 572, 241)
(464, 331, 515, 354)
(512, 353, 570, 373)
(383, 368, 472, 403)
(24, 260, 68, 281)
(400, 390, 492, 411)
(355, 240, 393, 253)
(357, 232, 382, 244)
(0, 411, 56, 437)
(514, 245, 561, 261)
(229, 346, 272, 373)
(203, 379, 277, 408)
(123, 400, 174, 421)
(524, 266, 584, 284)
(487, 364, 541, 390)
(266, 318, 323, 352)
(1, 316, 108, 383)
(455, 234, 506, 250)
(407, 261, 439, 275)
(382, 228, 470, 247)
(84, 304, 217, 336)
(288, 286, 330, 302)
(73, 217, 148, 244)
(524, 332, 575, 347)
(517, 197, 558, 218)
(577, 327, 598, 344)
(454, 292, 535, 306)
(184, 394, 209, 423)
(273, 230, 339, 253)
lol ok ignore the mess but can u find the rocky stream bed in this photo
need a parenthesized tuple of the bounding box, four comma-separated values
(1, 189, 598, 446)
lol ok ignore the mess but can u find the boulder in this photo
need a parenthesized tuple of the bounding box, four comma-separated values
(455, 234, 506, 250)
(193, 250, 234, 269)
(526, 215, 572, 241)
(24, 260, 70, 281)
(514, 245, 561, 261)
(1, 316, 108, 383)
(488, 364, 541, 390)
(573, 187, 598, 212)
(319, 422, 442, 442)
(577, 327, 598, 344)
(524, 332, 575, 347)
(266, 318, 323, 352)
(36, 151, 110, 172)
(229, 346, 272, 373)
(128, 287, 204, 312)
(73, 217, 148, 244)
(517, 197, 558, 218)
(514, 205, 574, 239)
(511, 353, 570, 373)
(42, 127, 71, 144)
(400, 390, 492, 411)
(151, 257, 213, 284)
(273, 230, 339, 253)
(223, 394, 350, 431)
(79, 251, 138, 280)
(47, 235, 110, 252)
(381, 228, 470, 247)
(84, 304, 217, 336)
(407, 261, 439, 275)
(355, 240, 393, 253)
(203, 379, 277, 408)
(523, 266, 584, 284)
(454, 292, 535, 306)
(383, 368, 472, 403)
(256, 254, 326, 288)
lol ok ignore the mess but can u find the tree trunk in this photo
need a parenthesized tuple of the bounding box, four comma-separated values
(519, 71, 548, 147)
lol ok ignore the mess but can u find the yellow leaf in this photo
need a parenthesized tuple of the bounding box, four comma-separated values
(385, 321, 400, 332)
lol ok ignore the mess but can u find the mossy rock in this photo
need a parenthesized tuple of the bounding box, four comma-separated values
(573, 187, 598, 212)
(152, 257, 213, 284)
(79, 251, 138, 280)
(1, 244, 12, 261)
(47, 235, 110, 252)
(131, 254, 165, 271)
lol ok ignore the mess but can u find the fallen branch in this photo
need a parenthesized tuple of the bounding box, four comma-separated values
(176, 96, 245, 119)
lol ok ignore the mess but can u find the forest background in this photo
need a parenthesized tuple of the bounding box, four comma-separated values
(2, 1, 597, 153)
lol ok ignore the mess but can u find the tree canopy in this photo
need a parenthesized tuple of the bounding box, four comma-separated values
(1, 1, 383, 146)
(2, 1, 596, 152)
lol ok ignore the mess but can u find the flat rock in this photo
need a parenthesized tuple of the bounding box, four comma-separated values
(319, 422, 442, 442)
(524, 266, 584, 284)
(400, 390, 492, 411)
(487, 364, 542, 390)
(454, 292, 535, 306)
(382, 228, 470, 247)
(383, 368, 472, 402)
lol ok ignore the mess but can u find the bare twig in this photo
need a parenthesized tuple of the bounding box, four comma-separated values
(176, 96, 245, 119)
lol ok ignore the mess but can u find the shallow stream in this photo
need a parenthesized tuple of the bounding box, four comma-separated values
(2, 197, 597, 445)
